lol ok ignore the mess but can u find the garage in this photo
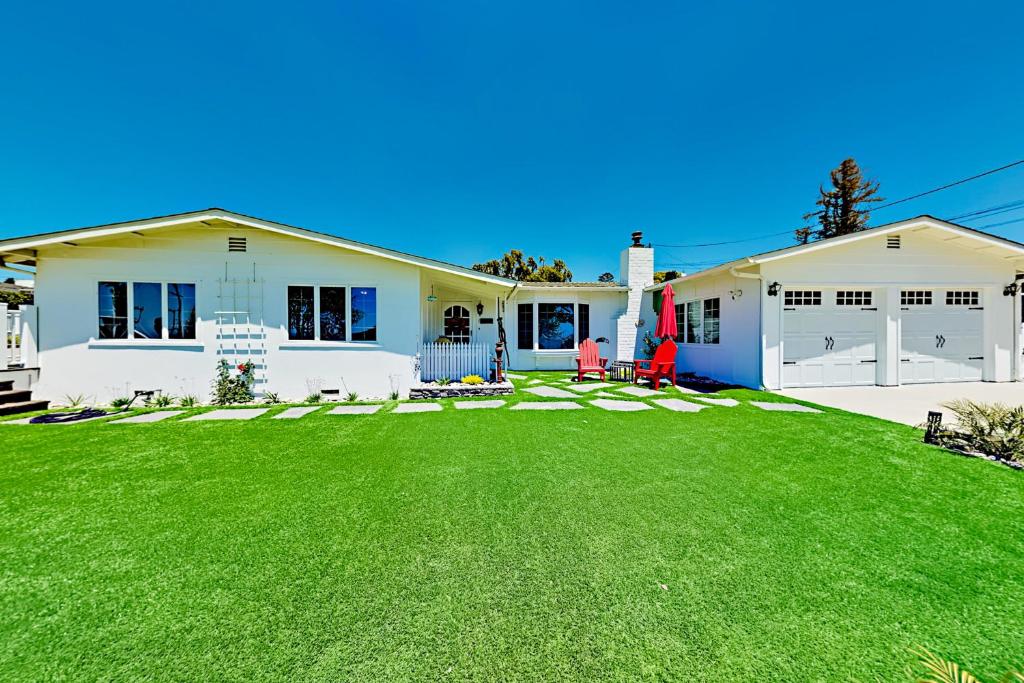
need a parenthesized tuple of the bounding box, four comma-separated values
(782, 289, 879, 388)
(899, 289, 984, 383)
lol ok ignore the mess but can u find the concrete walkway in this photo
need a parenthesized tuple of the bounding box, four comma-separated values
(777, 382, 1024, 426)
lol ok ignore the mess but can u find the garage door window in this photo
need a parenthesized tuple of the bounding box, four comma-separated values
(784, 290, 821, 306)
(901, 290, 932, 306)
(836, 291, 872, 306)
(945, 290, 979, 306)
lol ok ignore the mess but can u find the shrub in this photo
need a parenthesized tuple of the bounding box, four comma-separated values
(461, 374, 484, 385)
(262, 392, 280, 404)
(435, 376, 452, 386)
(305, 393, 322, 404)
(931, 399, 1024, 464)
(389, 391, 400, 400)
(178, 394, 200, 408)
(110, 396, 132, 409)
(346, 391, 359, 402)
(641, 331, 659, 359)
(212, 359, 255, 405)
(148, 394, 174, 408)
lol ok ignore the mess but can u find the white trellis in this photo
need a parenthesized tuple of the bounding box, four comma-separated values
(216, 278, 268, 394)
(419, 342, 491, 382)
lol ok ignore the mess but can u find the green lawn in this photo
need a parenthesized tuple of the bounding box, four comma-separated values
(1, 374, 1022, 681)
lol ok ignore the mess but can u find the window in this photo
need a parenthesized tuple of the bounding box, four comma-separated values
(837, 290, 872, 306)
(287, 286, 315, 340)
(167, 283, 196, 339)
(578, 304, 590, 342)
(351, 287, 377, 341)
(946, 290, 979, 306)
(319, 287, 347, 341)
(677, 297, 720, 345)
(98, 282, 128, 339)
(443, 305, 471, 343)
(537, 303, 574, 350)
(97, 281, 197, 340)
(289, 285, 377, 342)
(784, 290, 822, 306)
(901, 290, 932, 306)
(703, 298, 720, 344)
(517, 304, 533, 349)
(674, 303, 686, 343)
(686, 301, 701, 343)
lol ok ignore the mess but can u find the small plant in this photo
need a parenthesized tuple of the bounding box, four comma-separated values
(110, 396, 132, 409)
(262, 392, 280, 404)
(178, 394, 200, 408)
(212, 359, 255, 405)
(63, 394, 86, 409)
(434, 336, 453, 344)
(929, 399, 1024, 465)
(346, 391, 359, 402)
(435, 376, 452, 386)
(305, 392, 323, 404)
(460, 374, 484, 385)
(148, 394, 175, 408)
(389, 390, 400, 400)
(641, 331, 659, 359)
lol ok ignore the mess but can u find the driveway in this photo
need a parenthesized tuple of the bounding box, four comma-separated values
(777, 382, 1024, 427)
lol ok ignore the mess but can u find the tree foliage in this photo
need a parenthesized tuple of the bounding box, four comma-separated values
(597, 272, 615, 283)
(797, 158, 883, 244)
(653, 270, 681, 284)
(472, 250, 573, 282)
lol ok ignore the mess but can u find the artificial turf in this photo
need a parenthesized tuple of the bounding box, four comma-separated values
(0, 375, 1022, 681)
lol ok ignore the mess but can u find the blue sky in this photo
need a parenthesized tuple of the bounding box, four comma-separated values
(2, 1, 1023, 280)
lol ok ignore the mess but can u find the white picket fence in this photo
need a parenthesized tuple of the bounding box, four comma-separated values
(419, 342, 491, 382)
(2, 306, 23, 368)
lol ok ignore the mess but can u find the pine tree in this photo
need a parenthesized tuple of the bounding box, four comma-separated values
(796, 158, 883, 243)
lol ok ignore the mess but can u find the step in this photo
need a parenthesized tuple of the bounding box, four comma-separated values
(0, 389, 32, 405)
(0, 380, 13, 392)
(0, 399, 50, 417)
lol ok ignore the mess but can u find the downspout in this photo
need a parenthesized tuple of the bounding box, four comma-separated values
(729, 262, 765, 389)
(498, 283, 519, 370)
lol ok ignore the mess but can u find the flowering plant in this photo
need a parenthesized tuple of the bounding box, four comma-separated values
(237, 361, 254, 375)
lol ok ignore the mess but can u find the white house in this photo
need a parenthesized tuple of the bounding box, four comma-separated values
(1, 210, 1022, 407)
(639, 215, 1024, 390)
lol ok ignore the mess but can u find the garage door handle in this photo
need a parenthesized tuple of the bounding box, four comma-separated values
(782, 361, 796, 365)
(969, 307, 984, 310)
(968, 356, 983, 360)
(901, 358, 911, 362)
(859, 360, 877, 363)
(861, 307, 877, 311)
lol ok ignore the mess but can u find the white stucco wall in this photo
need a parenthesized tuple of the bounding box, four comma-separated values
(32, 225, 426, 402)
(510, 289, 624, 370)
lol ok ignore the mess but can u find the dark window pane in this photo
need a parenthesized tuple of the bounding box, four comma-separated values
(703, 298, 720, 345)
(674, 303, 686, 342)
(167, 283, 196, 340)
(288, 286, 315, 340)
(686, 301, 700, 344)
(351, 287, 377, 341)
(98, 281, 128, 339)
(320, 286, 346, 341)
(578, 304, 590, 343)
(517, 303, 533, 349)
(538, 303, 574, 350)
(443, 305, 471, 343)
(132, 283, 162, 339)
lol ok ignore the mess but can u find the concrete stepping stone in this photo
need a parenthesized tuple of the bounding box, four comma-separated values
(109, 410, 184, 424)
(617, 385, 662, 398)
(527, 379, 546, 385)
(506, 373, 527, 379)
(590, 399, 653, 412)
(454, 400, 506, 410)
(593, 391, 617, 397)
(393, 402, 443, 414)
(567, 382, 615, 392)
(273, 406, 321, 419)
(184, 408, 268, 421)
(750, 401, 821, 413)
(524, 386, 578, 399)
(328, 404, 383, 415)
(691, 396, 740, 407)
(652, 399, 706, 413)
(511, 401, 583, 411)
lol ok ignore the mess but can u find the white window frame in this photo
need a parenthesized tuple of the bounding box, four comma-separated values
(94, 280, 199, 342)
(519, 299, 586, 352)
(285, 283, 378, 344)
(677, 296, 721, 346)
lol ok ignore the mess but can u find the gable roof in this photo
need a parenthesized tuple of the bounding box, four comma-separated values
(646, 215, 1024, 291)
(0, 208, 517, 287)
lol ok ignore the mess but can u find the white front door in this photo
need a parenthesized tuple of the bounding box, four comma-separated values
(782, 289, 878, 388)
(900, 289, 983, 384)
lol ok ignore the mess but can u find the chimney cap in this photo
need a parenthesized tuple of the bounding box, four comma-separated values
(631, 230, 644, 247)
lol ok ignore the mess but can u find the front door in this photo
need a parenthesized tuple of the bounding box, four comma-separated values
(442, 303, 472, 343)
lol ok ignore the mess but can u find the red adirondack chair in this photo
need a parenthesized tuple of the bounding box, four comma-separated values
(575, 338, 608, 382)
(634, 339, 677, 389)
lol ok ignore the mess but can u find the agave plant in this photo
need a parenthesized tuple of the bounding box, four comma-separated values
(910, 647, 1023, 683)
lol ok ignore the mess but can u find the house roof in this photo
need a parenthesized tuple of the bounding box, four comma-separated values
(518, 281, 628, 291)
(0, 208, 518, 288)
(645, 215, 1024, 291)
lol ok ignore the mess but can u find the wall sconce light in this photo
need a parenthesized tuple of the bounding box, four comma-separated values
(635, 318, 646, 328)
(767, 282, 781, 296)
(476, 301, 485, 315)
(1003, 282, 1019, 296)
(426, 285, 437, 302)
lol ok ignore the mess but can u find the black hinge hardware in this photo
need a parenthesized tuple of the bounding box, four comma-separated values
(860, 360, 877, 363)
(782, 361, 796, 365)
(861, 307, 878, 311)
(968, 356, 984, 360)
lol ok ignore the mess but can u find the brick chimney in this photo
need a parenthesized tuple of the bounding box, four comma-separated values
(615, 230, 654, 360)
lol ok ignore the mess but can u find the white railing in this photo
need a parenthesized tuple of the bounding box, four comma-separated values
(2, 305, 23, 368)
(419, 342, 491, 382)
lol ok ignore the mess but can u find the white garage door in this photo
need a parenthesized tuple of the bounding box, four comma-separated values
(782, 289, 878, 388)
(900, 289, 983, 384)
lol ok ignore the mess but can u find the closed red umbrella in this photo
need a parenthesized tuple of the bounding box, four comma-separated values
(654, 283, 677, 339)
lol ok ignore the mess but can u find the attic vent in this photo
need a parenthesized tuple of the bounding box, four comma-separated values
(886, 235, 901, 249)
(228, 236, 247, 253)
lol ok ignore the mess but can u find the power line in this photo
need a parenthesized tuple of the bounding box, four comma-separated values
(652, 159, 1024, 249)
